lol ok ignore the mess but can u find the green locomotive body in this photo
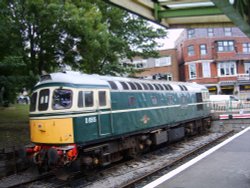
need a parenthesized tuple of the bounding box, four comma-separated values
(28, 71, 211, 169)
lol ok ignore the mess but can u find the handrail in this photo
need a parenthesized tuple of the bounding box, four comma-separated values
(209, 100, 250, 112)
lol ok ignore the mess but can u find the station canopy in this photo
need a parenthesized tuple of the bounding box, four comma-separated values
(105, 0, 250, 37)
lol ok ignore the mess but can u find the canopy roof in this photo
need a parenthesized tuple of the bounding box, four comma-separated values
(105, 0, 250, 37)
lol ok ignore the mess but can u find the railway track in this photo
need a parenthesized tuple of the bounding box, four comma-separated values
(0, 131, 234, 188)
(86, 131, 234, 188)
(7, 173, 55, 188)
(0, 146, 29, 178)
(120, 130, 234, 188)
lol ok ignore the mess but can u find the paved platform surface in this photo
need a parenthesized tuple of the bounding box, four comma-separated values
(144, 127, 250, 188)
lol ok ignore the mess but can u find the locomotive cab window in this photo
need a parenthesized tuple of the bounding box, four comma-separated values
(38, 89, 50, 111)
(99, 91, 107, 107)
(52, 89, 72, 110)
(78, 91, 94, 108)
(30, 92, 37, 112)
(196, 93, 203, 110)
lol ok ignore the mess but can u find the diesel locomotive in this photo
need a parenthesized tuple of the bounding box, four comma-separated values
(26, 71, 211, 171)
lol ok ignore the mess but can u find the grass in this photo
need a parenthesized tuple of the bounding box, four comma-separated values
(0, 104, 30, 148)
(0, 104, 29, 123)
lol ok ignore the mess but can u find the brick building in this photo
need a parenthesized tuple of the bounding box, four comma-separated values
(122, 49, 179, 81)
(176, 27, 250, 99)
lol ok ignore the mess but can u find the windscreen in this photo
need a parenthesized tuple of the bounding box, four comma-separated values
(52, 89, 72, 110)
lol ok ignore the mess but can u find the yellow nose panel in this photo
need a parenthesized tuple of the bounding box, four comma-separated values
(30, 118, 74, 144)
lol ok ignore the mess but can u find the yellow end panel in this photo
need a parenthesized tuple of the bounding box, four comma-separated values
(30, 118, 74, 144)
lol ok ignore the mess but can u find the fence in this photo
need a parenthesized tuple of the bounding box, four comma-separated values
(209, 100, 250, 113)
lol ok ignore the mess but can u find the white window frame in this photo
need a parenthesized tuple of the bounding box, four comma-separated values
(200, 44, 207, 55)
(244, 62, 250, 73)
(207, 28, 214, 37)
(243, 43, 250, 53)
(189, 64, 197, 79)
(188, 45, 195, 56)
(97, 89, 110, 109)
(134, 60, 147, 69)
(217, 61, 237, 77)
(217, 41, 234, 52)
(187, 29, 195, 39)
(155, 56, 171, 67)
(202, 62, 211, 78)
(224, 27, 232, 36)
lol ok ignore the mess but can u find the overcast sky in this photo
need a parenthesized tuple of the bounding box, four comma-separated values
(156, 28, 184, 50)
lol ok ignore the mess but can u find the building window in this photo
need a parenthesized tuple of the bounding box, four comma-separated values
(217, 61, 236, 76)
(187, 29, 195, 39)
(135, 62, 146, 69)
(243, 43, 250, 53)
(155, 56, 171, 67)
(200, 44, 207, 55)
(202, 62, 211, 78)
(188, 45, 195, 56)
(207, 28, 214, 37)
(224, 27, 232, 36)
(153, 73, 173, 81)
(244, 62, 250, 73)
(166, 73, 172, 81)
(189, 64, 197, 79)
(217, 41, 234, 52)
(134, 60, 147, 69)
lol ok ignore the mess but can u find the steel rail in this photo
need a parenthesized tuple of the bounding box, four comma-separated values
(119, 130, 234, 188)
(7, 172, 54, 188)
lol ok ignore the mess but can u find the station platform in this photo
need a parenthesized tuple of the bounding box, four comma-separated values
(144, 127, 250, 188)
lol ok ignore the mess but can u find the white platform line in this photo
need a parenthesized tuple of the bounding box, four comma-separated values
(143, 127, 250, 188)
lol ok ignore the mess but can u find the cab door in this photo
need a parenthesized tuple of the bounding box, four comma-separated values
(97, 90, 113, 136)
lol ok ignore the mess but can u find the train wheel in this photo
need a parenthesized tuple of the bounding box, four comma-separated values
(47, 148, 59, 168)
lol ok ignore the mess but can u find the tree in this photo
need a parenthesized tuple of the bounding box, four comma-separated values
(2, 0, 166, 75)
(0, 0, 167, 104)
(67, 0, 167, 75)
(0, 1, 33, 105)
